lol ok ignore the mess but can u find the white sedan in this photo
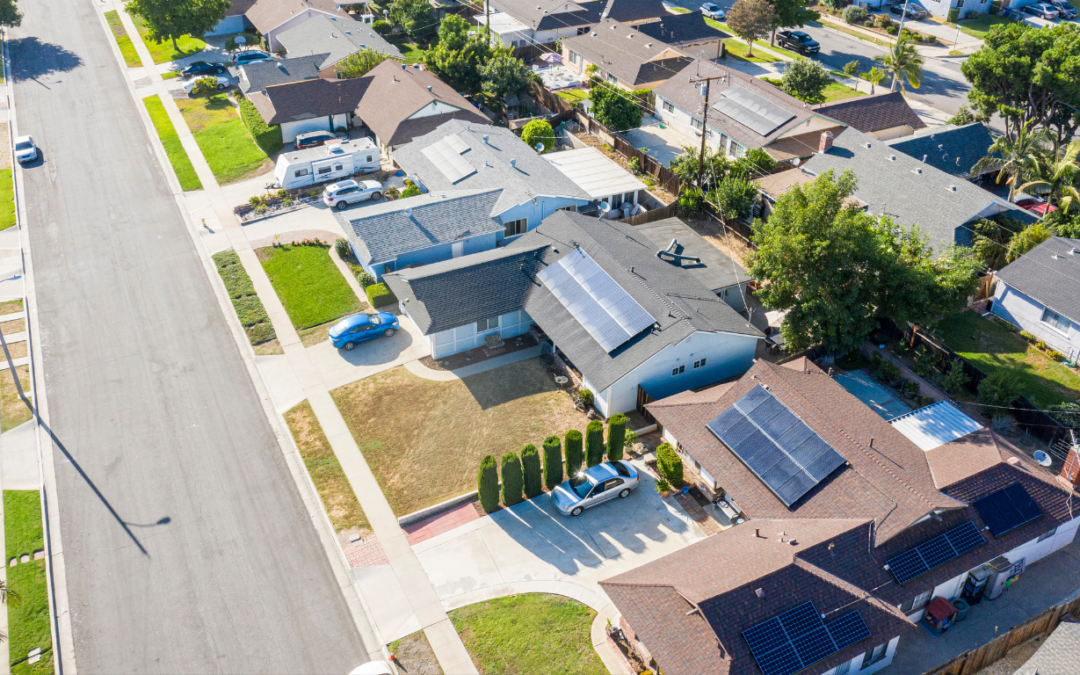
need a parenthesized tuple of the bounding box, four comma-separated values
(183, 76, 229, 95)
(701, 2, 726, 19)
(14, 135, 38, 163)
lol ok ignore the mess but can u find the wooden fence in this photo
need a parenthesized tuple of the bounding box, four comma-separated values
(923, 597, 1080, 675)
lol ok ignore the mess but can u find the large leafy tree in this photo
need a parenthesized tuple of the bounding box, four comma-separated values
(877, 35, 922, 92)
(389, 0, 436, 42)
(669, 146, 729, 190)
(336, 48, 388, 79)
(1020, 140, 1080, 214)
(780, 58, 831, 104)
(423, 15, 491, 93)
(127, 0, 229, 50)
(588, 79, 642, 130)
(961, 22, 1080, 143)
(727, 0, 776, 57)
(971, 120, 1052, 201)
(0, 0, 20, 27)
(1006, 222, 1053, 263)
(769, 0, 819, 45)
(480, 48, 531, 101)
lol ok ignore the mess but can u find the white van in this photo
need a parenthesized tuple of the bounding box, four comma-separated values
(273, 138, 380, 190)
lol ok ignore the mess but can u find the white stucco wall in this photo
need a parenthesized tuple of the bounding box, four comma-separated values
(428, 310, 533, 359)
(656, 95, 750, 157)
(408, 100, 468, 120)
(992, 282, 1080, 361)
(496, 196, 590, 235)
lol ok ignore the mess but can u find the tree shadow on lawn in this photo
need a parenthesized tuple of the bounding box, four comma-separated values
(460, 356, 565, 410)
(8, 37, 83, 83)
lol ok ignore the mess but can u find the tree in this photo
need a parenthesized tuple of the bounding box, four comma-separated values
(585, 420, 605, 468)
(727, 0, 776, 57)
(863, 67, 885, 95)
(971, 120, 1053, 201)
(477, 454, 500, 512)
(389, 0, 436, 42)
(1020, 140, 1080, 214)
(1007, 222, 1053, 263)
(542, 436, 563, 490)
(669, 146, 729, 191)
(564, 429, 583, 477)
(481, 49, 532, 101)
(656, 443, 683, 487)
(731, 147, 776, 179)
(843, 60, 860, 90)
(970, 215, 1026, 269)
(500, 452, 523, 507)
(126, 0, 229, 51)
(423, 15, 491, 93)
(978, 370, 1019, 409)
(521, 119, 554, 154)
(943, 361, 970, 395)
(606, 414, 627, 462)
(521, 444, 543, 499)
(877, 35, 923, 92)
(780, 57, 832, 104)
(709, 177, 758, 220)
(961, 22, 1080, 143)
(0, 0, 20, 27)
(336, 48, 389, 79)
(769, 0, 819, 46)
(588, 79, 642, 130)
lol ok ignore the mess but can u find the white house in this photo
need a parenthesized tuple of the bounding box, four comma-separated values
(477, 0, 669, 48)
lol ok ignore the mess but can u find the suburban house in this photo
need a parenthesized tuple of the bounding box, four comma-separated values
(248, 77, 367, 143)
(886, 123, 997, 181)
(633, 11, 729, 57)
(276, 14, 402, 77)
(237, 54, 320, 95)
(560, 17, 717, 90)
(801, 128, 1029, 254)
(813, 91, 926, 141)
(383, 213, 763, 416)
(207, 0, 255, 36)
(393, 121, 591, 230)
(477, 0, 669, 49)
(543, 146, 649, 218)
(655, 59, 840, 161)
(991, 236, 1080, 362)
(240, 0, 352, 51)
(605, 357, 1080, 675)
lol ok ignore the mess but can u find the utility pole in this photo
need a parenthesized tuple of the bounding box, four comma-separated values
(895, 0, 911, 46)
(486, 0, 491, 47)
(689, 72, 727, 189)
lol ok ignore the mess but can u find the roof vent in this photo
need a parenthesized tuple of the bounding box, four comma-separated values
(590, 31, 597, 36)
(483, 135, 490, 145)
(948, 185, 957, 192)
(628, 33, 634, 38)
(646, 42, 652, 47)
(913, 168, 923, 175)
(864, 142, 872, 149)
(405, 207, 412, 217)
(427, 85, 433, 92)
(611, 23, 617, 29)
(922, 154, 928, 162)
(755, 588, 765, 598)
(1070, 248, 1078, 255)
(888, 154, 896, 161)
(511, 158, 517, 168)
(401, 64, 407, 70)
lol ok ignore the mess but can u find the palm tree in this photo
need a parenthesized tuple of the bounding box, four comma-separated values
(971, 120, 1053, 202)
(0, 578, 20, 642)
(1019, 140, 1080, 215)
(863, 67, 885, 95)
(877, 36, 923, 93)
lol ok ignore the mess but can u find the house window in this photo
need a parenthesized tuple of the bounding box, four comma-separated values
(504, 218, 527, 236)
(694, 358, 707, 368)
(577, 26, 588, 35)
(366, 155, 373, 162)
(1042, 307, 1071, 334)
(1039, 526, 1058, 543)
(569, 50, 578, 64)
(865, 642, 887, 665)
(295, 168, 310, 177)
(663, 100, 675, 114)
(607, 73, 618, 85)
(671, 365, 685, 376)
(558, 205, 578, 212)
(912, 590, 932, 611)
(731, 142, 746, 158)
(834, 660, 851, 675)
(957, 0, 964, 6)
(477, 316, 499, 332)
(691, 117, 703, 130)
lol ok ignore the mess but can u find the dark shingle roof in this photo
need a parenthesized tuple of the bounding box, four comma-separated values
(249, 77, 369, 125)
(633, 11, 729, 45)
(490, 0, 667, 30)
(239, 55, 322, 95)
(886, 123, 996, 179)
(633, 217, 748, 292)
(561, 18, 694, 86)
(339, 189, 504, 266)
(995, 236, 1080, 324)
(276, 14, 403, 71)
(813, 91, 926, 135)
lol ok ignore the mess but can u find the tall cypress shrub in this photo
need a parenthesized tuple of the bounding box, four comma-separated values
(542, 435, 563, 489)
(478, 454, 500, 512)
(656, 442, 683, 487)
(522, 444, 542, 498)
(606, 414, 627, 462)
(585, 420, 605, 467)
(565, 429, 583, 477)
(501, 452, 524, 507)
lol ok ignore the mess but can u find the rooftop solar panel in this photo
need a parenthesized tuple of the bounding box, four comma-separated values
(421, 134, 477, 184)
(886, 521, 987, 585)
(743, 602, 871, 675)
(706, 385, 845, 507)
(713, 86, 797, 137)
(536, 248, 654, 353)
(972, 482, 1043, 537)
(827, 612, 872, 651)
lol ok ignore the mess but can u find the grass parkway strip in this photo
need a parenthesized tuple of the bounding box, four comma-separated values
(142, 95, 203, 191)
(211, 250, 279, 352)
(0, 365, 32, 433)
(104, 10, 142, 68)
(0, 168, 15, 230)
(5, 491, 53, 675)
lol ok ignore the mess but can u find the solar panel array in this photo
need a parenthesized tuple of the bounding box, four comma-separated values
(705, 385, 846, 507)
(972, 482, 1043, 538)
(421, 133, 476, 183)
(742, 602, 872, 675)
(536, 248, 655, 353)
(885, 521, 986, 585)
(713, 86, 797, 137)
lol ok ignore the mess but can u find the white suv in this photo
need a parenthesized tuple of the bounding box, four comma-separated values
(323, 180, 383, 210)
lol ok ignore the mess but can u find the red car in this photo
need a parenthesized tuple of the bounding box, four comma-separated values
(1027, 202, 1059, 216)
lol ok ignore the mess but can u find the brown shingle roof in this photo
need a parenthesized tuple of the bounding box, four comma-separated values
(813, 91, 926, 135)
(924, 427, 1004, 488)
(244, 0, 348, 33)
(251, 77, 369, 125)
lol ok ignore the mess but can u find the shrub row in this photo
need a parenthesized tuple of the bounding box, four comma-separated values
(238, 97, 285, 156)
(366, 282, 397, 308)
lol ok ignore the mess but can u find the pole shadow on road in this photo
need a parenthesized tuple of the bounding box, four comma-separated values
(7, 37, 83, 84)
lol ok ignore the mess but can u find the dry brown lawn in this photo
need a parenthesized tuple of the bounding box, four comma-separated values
(389, 631, 443, 675)
(253, 339, 284, 356)
(284, 401, 371, 538)
(5, 341, 26, 359)
(299, 320, 335, 348)
(2, 318, 25, 335)
(0, 364, 31, 432)
(0, 299, 23, 315)
(331, 358, 589, 516)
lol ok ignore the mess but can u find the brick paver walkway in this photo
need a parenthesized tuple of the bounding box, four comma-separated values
(404, 502, 480, 547)
(345, 535, 390, 567)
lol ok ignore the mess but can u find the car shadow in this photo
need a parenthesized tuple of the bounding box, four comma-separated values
(16, 150, 45, 169)
(330, 324, 416, 365)
(8, 37, 83, 83)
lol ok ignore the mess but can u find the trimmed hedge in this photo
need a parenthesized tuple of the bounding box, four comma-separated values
(366, 282, 397, 308)
(606, 414, 627, 462)
(478, 455, 500, 512)
(542, 436, 563, 490)
(565, 429, 583, 477)
(501, 452, 524, 507)
(237, 97, 284, 155)
(522, 444, 542, 499)
(657, 442, 683, 487)
(585, 420, 604, 467)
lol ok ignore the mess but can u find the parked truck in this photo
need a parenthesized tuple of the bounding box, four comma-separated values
(273, 138, 380, 190)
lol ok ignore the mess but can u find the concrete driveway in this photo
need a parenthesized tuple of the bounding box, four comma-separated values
(623, 118, 696, 168)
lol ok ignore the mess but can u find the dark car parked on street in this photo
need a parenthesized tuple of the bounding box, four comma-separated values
(180, 61, 227, 78)
(776, 30, 820, 54)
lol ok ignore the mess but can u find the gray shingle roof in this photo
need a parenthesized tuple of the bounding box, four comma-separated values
(560, 18, 695, 86)
(276, 14, 402, 70)
(801, 128, 1024, 254)
(489, 0, 667, 30)
(1015, 616, 1080, 675)
(995, 236, 1080, 324)
(339, 189, 504, 265)
(813, 91, 926, 135)
(239, 55, 322, 95)
(392, 121, 590, 216)
(886, 123, 996, 179)
(633, 11, 729, 45)
(634, 217, 748, 292)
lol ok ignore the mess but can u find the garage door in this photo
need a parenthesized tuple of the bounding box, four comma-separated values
(282, 118, 331, 144)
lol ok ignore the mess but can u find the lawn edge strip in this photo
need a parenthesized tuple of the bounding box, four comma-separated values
(142, 95, 203, 191)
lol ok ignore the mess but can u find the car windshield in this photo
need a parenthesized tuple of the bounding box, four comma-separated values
(369, 315, 381, 325)
(15, 142, 31, 151)
(569, 474, 594, 498)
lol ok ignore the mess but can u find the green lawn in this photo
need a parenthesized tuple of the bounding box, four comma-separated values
(143, 95, 203, 191)
(451, 594, 606, 675)
(821, 80, 867, 102)
(258, 244, 362, 330)
(956, 14, 1014, 39)
(161, 71, 182, 80)
(5, 491, 53, 675)
(105, 10, 142, 68)
(176, 94, 270, 185)
(212, 250, 277, 346)
(0, 168, 15, 230)
(237, 97, 284, 156)
(936, 311, 1080, 410)
(757, 40, 801, 59)
(725, 40, 781, 63)
(130, 13, 205, 64)
(388, 38, 425, 64)
(556, 88, 588, 105)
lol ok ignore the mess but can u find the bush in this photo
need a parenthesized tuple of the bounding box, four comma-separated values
(843, 5, 867, 22)
(942, 361, 970, 395)
(334, 238, 352, 260)
(913, 347, 940, 378)
(656, 442, 683, 487)
(190, 76, 219, 97)
(542, 436, 563, 489)
(356, 269, 375, 288)
(401, 185, 422, 198)
(991, 415, 1017, 435)
(655, 478, 671, 494)
(978, 370, 1019, 409)
(384, 185, 400, 200)
(585, 420, 605, 467)
(947, 7, 960, 22)
(564, 429, 583, 477)
(578, 388, 594, 406)
(372, 19, 392, 34)
(606, 414, 627, 462)
(709, 177, 758, 221)
(501, 452, 524, 507)
(521, 444, 543, 499)
(885, 23, 898, 34)
(478, 455, 500, 512)
(521, 119, 555, 154)
(238, 97, 284, 155)
(366, 282, 396, 308)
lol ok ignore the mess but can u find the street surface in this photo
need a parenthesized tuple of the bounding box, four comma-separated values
(8, 0, 373, 671)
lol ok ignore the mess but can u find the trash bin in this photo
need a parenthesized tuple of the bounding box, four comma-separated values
(952, 598, 970, 622)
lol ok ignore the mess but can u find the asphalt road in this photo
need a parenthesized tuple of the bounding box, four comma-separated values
(9, 0, 372, 672)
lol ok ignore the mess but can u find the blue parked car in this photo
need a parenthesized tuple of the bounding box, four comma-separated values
(329, 313, 398, 350)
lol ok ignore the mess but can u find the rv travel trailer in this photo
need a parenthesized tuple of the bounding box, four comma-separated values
(274, 138, 380, 190)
